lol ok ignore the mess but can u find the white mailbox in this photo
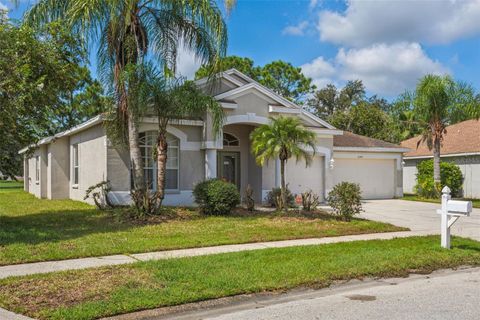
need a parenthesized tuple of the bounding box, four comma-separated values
(437, 186, 474, 249)
(446, 200, 472, 216)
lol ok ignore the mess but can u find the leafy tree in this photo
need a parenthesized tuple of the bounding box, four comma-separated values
(412, 75, 480, 191)
(196, 56, 315, 103)
(308, 80, 365, 118)
(260, 60, 315, 102)
(250, 116, 316, 211)
(195, 56, 260, 80)
(329, 102, 400, 143)
(25, 0, 232, 209)
(0, 19, 106, 178)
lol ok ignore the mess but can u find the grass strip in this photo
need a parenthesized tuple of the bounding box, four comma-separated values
(0, 235, 479, 320)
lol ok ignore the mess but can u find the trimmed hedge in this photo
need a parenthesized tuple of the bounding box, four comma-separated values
(193, 179, 240, 215)
(415, 159, 463, 198)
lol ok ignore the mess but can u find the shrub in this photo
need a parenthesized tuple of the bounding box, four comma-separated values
(415, 159, 463, 198)
(193, 179, 240, 215)
(301, 190, 321, 212)
(265, 187, 295, 209)
(327, 182, 362, 221)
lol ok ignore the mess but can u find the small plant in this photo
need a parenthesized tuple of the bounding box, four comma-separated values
(327, 182, 362, 221)
(244, 184, 255, 211)
(301, 189, 321, 212)
(84, 181, 114, 210)
(193, 179, 240, 215)
(415, 159, 463, 198)
(265, 187, 295, 209)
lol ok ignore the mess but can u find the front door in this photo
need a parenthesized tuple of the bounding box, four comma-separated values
(218, 152, 240, 189)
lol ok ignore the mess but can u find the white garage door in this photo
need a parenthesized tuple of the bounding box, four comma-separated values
(333, 158, 395, 199)
(286, 156, 324, 201)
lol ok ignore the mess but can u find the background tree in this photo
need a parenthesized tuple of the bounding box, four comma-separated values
(25, 0, 231, 208)
(260, 60, 315, 103)
(196, 56, 315, 103)
(307, 80, 365, 119)
(0, 18, 107, 178)
(251, 116, 316, 210)
(411, 74, 480, 191)
(329, 102, 400, 143)
(195, 56, 260, 80)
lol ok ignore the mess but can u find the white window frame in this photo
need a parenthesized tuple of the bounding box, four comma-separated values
(223, 132, 240, 147)
(35, 156, 40, 184)
(139, 131, 180, 192)
(72, 144, 79, 187)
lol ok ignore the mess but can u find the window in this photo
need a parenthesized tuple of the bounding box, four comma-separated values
(138, 131, 179, 191)
(35, 156, 40, 183)
(223, 132, 239, 146)
(73, 144, 79, 185)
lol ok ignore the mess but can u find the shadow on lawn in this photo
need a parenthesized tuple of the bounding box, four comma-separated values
(0, 209, 136, 245)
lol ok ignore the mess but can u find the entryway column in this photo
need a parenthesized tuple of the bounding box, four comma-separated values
(205, 149, 217, 179)
(275, 158, 281, 188)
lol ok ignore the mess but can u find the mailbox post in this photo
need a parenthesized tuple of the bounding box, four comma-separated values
(436, 186, 472, 249)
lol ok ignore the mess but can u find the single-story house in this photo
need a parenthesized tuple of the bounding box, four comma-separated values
(20, 69, 408, 206)
(401, 119, 480, 198)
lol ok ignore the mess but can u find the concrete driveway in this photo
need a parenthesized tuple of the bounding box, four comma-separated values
(358, 199, 480, 241)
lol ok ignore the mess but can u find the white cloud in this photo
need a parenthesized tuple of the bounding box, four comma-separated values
(318, 0, 480, 47)
(175, 47, 202, 80)
(301, 42, 449, 96)
(300, 56, 336, 88)
(309, 0, 319, 10)
(282, 21, 309, 36)
(0, 2, 7, 11)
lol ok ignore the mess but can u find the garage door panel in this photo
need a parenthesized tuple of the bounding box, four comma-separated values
(286, 156, 324, 201)
(333, 158, 394, 199)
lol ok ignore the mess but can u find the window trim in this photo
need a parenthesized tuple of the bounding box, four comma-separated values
(223, 132, 240, 147)
(72, 144, 79, 188)
(35, 156, 40, 184)
(138, 131, 180, 192)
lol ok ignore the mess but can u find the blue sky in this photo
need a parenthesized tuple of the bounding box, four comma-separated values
(3, 0, 480, 98)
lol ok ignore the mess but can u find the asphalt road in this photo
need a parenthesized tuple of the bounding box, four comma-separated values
(147, 268, 480, 320)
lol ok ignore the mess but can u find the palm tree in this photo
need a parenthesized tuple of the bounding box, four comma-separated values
(24, 0, 232, 206)
(413, 75, 480, 192)
(139, 65, 223, 207)
(250, 116, 316, 210)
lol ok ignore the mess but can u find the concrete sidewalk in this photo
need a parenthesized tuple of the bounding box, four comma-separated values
(0, 231, 428, 279)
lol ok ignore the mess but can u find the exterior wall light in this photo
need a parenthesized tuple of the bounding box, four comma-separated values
(329, 158, 335, 169)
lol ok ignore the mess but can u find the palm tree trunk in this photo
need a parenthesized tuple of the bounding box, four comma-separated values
(433, 134, 441, 191)
(280, 159, 287, 211)
(156, 125, 168, 207)
(128, 108, 144, 191)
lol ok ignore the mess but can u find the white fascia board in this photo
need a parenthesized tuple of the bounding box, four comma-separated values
(310, 128, 343, 136)
(224, 68, 256, 83)
(404, 152, 480, 160)
(333, 146, 410, 153)
(18, 115, 104, 154)
(221, 102, 238, 109)
(268, 105, 300, 114)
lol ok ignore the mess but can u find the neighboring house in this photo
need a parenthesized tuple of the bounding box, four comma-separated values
(401, 119, 480, 198)
(20, 69, 407, 206)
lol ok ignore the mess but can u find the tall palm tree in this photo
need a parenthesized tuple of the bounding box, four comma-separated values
(24, 0, 232, 205)
(414, 74, 480, 192)
(250, 116, 316, 210)
(139, 65, 223, 207)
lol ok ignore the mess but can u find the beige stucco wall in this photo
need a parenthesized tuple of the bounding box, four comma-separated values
(286, 156, 325, 201)
(225, 92, 275, 119)
(69, 125, 107, 203)
(404, 156, 480, 198)
(47, 137, 70, 199)
(26, 146, 47, 198)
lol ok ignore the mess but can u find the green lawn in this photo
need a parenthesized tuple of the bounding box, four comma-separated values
(0, 187, 406, 266)
(0, 236, 479, 320)
(402, 194, 480, 208)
